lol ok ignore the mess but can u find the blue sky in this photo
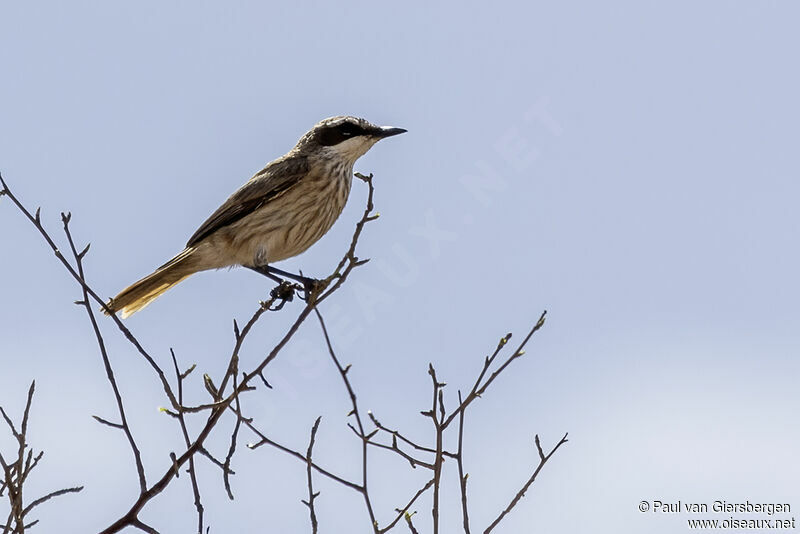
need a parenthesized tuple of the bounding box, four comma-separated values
(1, 2, 799, 533)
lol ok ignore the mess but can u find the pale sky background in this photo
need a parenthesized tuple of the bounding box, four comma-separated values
(1, 2, 799, 533)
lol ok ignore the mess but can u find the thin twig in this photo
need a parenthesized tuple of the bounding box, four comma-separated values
(169, 349, 204, 534)
(363, 438, 435, 470)
(244, 420, 360, 491)
(4, 170, 567, 534)
(443, 312, 547, 430)
(2, 171, 381, 532)
(367, 412, 457, 460)
(0, 174, 181, 413)
(20, 486, 84, 518)
(456, 390, 471, 534)
(61, 212, 148, 494)
(426, 365, 445, 534)
(483, 433, 569, 533)
(402, 512, 420, 534)
(314, 308, 378, 532)
(222, 359, 243, 501)
(0, 381, 84, 533)
(316, 172, 378, 304)
(100, 301, 319, 534)
(302, 417, 322, 534)
(380, 479, 435, 534)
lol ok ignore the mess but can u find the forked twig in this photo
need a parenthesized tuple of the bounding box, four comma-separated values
(0, 382, 84, 533)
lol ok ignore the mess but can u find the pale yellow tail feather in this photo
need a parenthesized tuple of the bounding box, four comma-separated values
(105, 248, 198, 318)
(117, 275, 192, 318)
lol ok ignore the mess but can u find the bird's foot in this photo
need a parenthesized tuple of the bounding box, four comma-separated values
(299, 277, 327, 303)
(269, 281, 296, 303)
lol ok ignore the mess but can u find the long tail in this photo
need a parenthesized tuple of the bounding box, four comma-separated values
(105, 248, 200, 318)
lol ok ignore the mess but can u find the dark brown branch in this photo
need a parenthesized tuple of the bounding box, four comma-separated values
(456, 390, 471, 534)
(2, 171, 381, 532)
(21, 486, 84, 518)
(100, 301, 319, 533)
(4, 170, 567, 533)
(129, 518, 158, 534)
(483, 433, 569, 533)
(169, 349, 204, 534)
(301, 417, 322, 534)
(363, 438, 435, 470)
(314, 308, 378, 531)
(402, 512, 420, 534)
(426, 365, 445, 534)
(61, 212, 148, 494)
(222, 360, 243, 501)
(195, 448, 233, 475)
(245, 420, 360, 492)
(443, 312, 547, 430)
(367, 412, 452, 458)
(0, 381, 84, 533)
(92, 416, 124, 430)
(218, 297, 277, 396)
(380, 478, 434, 534)
(0, 174, 181, 414)
(215, 297, 289, 502)
(100, 170, 381, 531)
(316, 172, 377, 304)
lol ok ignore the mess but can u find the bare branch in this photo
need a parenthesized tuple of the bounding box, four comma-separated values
(0, 175, 181, 416)
(245, 420, 360, 492)
(380, 479, 434, 534)
(483, 433, 569, 533)
(314, 307, 378, 532)
(3, 169, 567, 534)
(402, 512, 420, 534)
(21, 486, 84, 518)
(169, 349, 204, 533)
(61, 212, 148, 493)
(0, 381, 84, 532)
(302, 417, 322, 534)
(426, 365, 445, 534)
(2, 172, 383, 532)
(456, 390, 471, 534)
(443, 312, 547, 430)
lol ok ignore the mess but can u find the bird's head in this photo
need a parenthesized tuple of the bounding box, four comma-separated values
(295, 116, 406, 164)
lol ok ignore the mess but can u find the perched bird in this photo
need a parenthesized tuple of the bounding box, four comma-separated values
(105, 116, 406, 318)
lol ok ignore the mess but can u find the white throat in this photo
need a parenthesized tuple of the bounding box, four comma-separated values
(326, 136, 380, 164)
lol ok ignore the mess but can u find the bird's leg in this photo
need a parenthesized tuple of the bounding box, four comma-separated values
(248, 265, 296, 302)
(270, 266, 326, 301)
(247, 265, 323, 301)
(248, 265, 285, 285)
(262, 265, 318, 288)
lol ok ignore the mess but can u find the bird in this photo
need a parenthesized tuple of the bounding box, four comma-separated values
(104, 116, 406, 318)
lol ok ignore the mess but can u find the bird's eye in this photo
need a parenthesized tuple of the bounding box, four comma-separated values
(318, 122, 363, 146)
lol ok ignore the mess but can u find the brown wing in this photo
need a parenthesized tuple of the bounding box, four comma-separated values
(186, 155, 309, 247)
